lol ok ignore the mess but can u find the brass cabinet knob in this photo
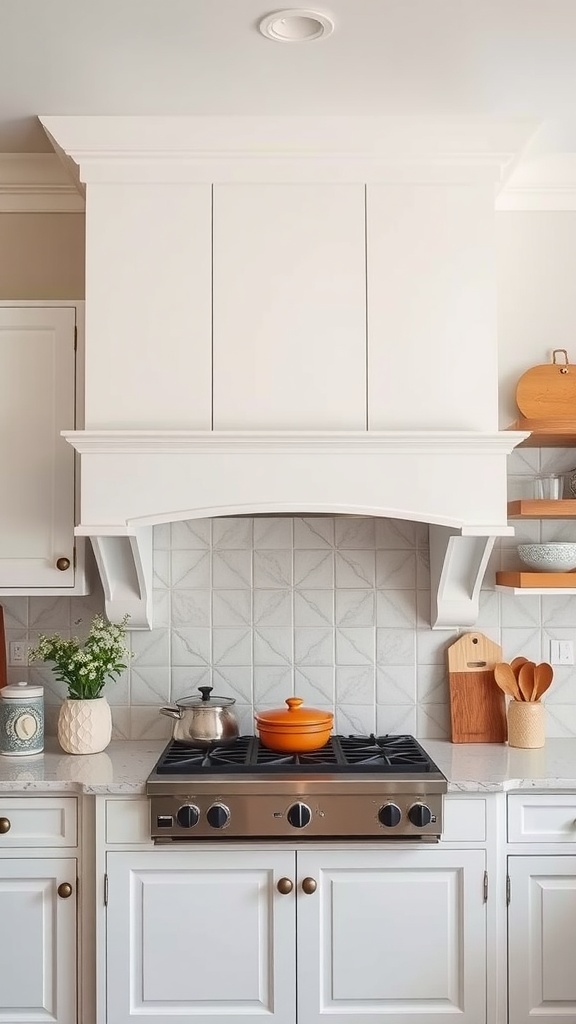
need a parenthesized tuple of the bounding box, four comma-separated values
(301, 877, 317, 895)
(0, 817, 11, 834)
(57, 882, 73, 899)
(277, 877, 294, 895)
(56, 557, 71, 571)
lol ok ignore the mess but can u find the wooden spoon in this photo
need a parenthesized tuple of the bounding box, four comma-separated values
(518, 662, 535, 702)
(494, 663, 523, 701)
(533, 663, 554, 701)
(510, 656, 529, 680)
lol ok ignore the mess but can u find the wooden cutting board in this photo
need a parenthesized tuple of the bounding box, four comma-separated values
(516, 349, 576, 419)
(447, 632, 507, 744)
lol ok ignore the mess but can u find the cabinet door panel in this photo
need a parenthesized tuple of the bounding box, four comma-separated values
(297, 849, 486, 1024)
(0, 857, 76, 1024)
(213, 183, 366, 431)
(508, 856, 576, 1024)
(106, 849, 295, 1024)
(0, 306, 76, 587)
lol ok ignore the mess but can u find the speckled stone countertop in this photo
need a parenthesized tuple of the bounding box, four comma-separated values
(1, 738, 576, 795)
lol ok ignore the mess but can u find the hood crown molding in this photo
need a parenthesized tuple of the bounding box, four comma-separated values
(39, 115, 538, 184)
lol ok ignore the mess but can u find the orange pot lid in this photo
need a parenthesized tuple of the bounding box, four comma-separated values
(255, 697, 333, 729)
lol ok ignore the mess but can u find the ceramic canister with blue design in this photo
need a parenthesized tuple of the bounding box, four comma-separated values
(0, 681, 44, 756)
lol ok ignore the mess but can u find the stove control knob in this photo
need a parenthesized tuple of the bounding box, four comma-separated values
(408, 802, 433, 828)
(207, 803, 230, 829)
(287, 802, 312, 829)
(176, 804, 200, 829)
(378, 802, 402, 828)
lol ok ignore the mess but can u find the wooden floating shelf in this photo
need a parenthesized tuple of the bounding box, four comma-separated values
(496, 570, 576, 590)
(508, 499, 576, 518)
(507, 419, 576, 447)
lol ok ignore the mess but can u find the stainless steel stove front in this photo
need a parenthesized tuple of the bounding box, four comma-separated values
(148, 773, 446, 842)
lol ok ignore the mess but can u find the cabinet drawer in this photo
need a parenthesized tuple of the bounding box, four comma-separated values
(508, 794, 576, 843)
(442, 797, 486, 842)
(106, 798, 150, 844)
(0, 797, 77, 847)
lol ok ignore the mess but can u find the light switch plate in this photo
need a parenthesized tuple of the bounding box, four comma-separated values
(549, 639, 574, 665)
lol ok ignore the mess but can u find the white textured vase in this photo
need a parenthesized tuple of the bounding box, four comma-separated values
(57, 696, 112, 755)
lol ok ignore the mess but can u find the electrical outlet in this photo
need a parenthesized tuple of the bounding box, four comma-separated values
(549, 639, 574, 665)
(8, 641, 28, 666)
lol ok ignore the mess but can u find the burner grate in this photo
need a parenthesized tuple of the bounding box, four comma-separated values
(154, 734, 436, 775)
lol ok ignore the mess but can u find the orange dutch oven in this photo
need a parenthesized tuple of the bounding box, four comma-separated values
(255, 697, 334, 753)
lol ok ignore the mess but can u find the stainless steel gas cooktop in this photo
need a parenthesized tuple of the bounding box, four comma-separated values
(146, 734, 448, 842)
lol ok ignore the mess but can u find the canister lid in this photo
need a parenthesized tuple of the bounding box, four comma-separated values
(2, 680, 44, 699)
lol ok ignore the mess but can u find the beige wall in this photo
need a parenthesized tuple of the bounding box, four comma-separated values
(0, 213, 84, 298)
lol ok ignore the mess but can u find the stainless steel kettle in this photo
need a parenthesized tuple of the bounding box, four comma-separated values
(159, 686, 239, 745)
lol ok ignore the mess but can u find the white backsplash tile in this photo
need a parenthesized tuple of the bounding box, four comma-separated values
(295, 589, 334, 626)
(212, 627, 252, 666)
(212, 518, 253, 550)
(254, 627, 293, 666)
(335, 517, 375, 549)
(376, 665, 417, 704)
(253, 550, 292, 588)
(20, 502, 576, 742)
(212, 589, 251, 627)
(294, 517, 334, 549)
(1, 596, 28, 628)
(335, 550, 375, 588)
(336, 590, 374, 627)
(171, 550, 211, 589)
(294, 627, 335, 666)
(336, 665, 375, 704)
(254, 590, 292, 626)
(254, 517, 293, 549)
(294, 666, 335, 703)
(173, 590, 211, 627)
(212, 550, 252, 588)
(294, 549, 334, 588)
(376, 704, 417, 735)
(170, 519, 211, 549)
(254, 666, 294, 703)
(335, 627, 375, 665)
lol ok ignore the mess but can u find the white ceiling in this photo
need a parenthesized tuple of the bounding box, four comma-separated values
(3, 0, 576, 156)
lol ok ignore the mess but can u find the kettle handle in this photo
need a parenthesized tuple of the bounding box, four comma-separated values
(159, 706, 182, 719)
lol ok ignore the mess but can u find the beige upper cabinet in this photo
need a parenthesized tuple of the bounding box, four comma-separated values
(0, 303, 89, 593)
(212, 183, 367, 431)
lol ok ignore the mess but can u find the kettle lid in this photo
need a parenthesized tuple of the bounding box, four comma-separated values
(175, 686, 236, 709)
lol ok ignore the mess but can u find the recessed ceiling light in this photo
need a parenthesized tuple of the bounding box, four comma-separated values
(259, 9, 335, 42)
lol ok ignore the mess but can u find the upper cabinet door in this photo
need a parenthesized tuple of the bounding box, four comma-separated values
(213, 183, 367, 431)
(366, 183, 498, 431)
(0, 306, 77, 588)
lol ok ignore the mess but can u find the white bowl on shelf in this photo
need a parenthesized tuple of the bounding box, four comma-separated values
(517, 542, 576, 572)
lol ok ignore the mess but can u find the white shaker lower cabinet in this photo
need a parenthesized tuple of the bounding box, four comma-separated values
(105, 847, 486, 1024)
(0, 857, 77, 1024)
(508, 856, 576, 1024)
(105, 849, 297, 1024)
(0, 302, 88, 593)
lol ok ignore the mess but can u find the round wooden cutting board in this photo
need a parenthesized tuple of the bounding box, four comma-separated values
(516, 349, 576, 419)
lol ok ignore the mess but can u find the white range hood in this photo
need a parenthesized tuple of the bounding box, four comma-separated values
(42, 115, 533, 630)
(62, 427, 527, 630)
